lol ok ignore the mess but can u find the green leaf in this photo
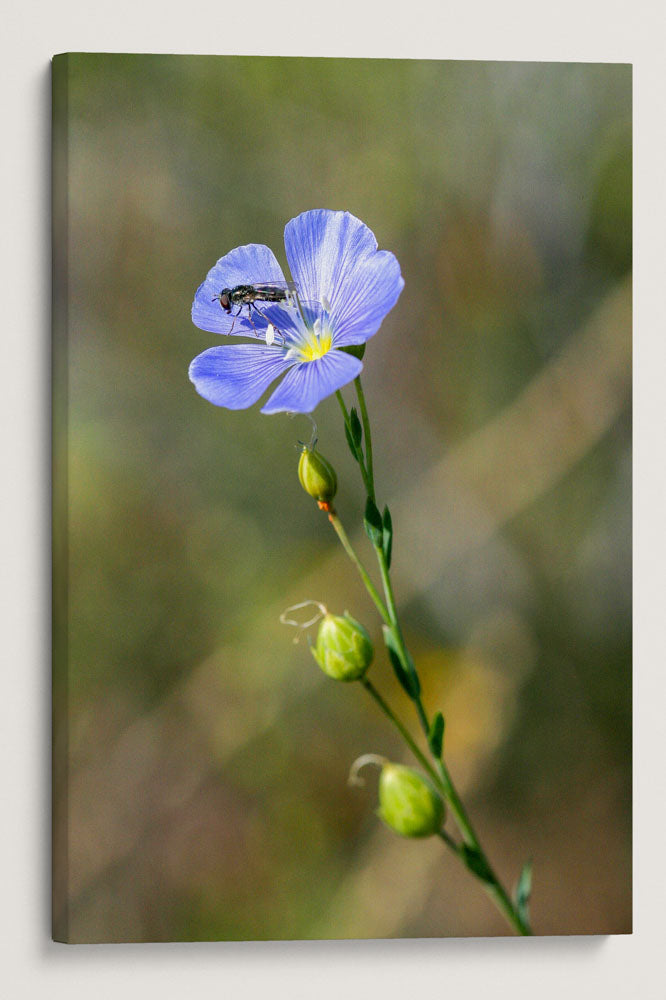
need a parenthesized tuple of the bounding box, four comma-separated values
(382, 625, 421, 699)
(386, 646, 419, 699)
(382, 506, 393, 568)
(340, 343, 366, 361)
(462, 845, 494, 884)
(343, 421, 360, 463)
(428, 711, 445, 758)
(515, 861, 533, 927)
(349, 407, 363, 449)
(364, 497, 383, 546)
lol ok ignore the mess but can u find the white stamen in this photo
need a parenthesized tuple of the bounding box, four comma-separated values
(321, 295, 332, 313)
(265, 323, 275, 347)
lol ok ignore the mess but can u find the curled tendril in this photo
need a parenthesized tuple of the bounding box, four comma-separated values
(348, 753, 389, 787)
(279, 600, 327, 643)
(290, 412, 318, 452)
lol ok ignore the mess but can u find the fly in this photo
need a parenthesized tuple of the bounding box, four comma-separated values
(212, 281, 301, 336)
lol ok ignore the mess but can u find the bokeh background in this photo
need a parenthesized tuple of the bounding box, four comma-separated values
(52, 54, 631, 942)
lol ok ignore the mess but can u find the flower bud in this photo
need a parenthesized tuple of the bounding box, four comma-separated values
(311, 612, 373, 682)
(298, 446, 337, 505)
(377, 763, 444, 838)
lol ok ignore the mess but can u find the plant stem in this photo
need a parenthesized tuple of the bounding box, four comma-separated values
(373, 527, 530, 931)
(350, 379, 428, 728)
(335, 388, 351, 427)
(336, 389, 373, 497)
(438, 829, 462, 855)
(334, 381, 532, 936)
(363, 679, 530, 935)
(374, 542, 430, 731)
(327, 512, 389, 624)
(361, 679, 440, 789)
(354, 376, 375, 501)
(435, 755, 531, 935)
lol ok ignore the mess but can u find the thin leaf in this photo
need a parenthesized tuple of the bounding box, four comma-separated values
(515, 861, 533, 927)
(364, 497, 383, 547)
(462, 845, 494, 884)
(349, 407, 363, 449)
(428, 711, 445, 758)
(382, 625, 421, 699)
(386, 645, 419, 699)
(382, 505, 393, 568)
(344, 421, 360, 463)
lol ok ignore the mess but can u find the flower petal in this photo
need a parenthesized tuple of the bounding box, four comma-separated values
(192, 244, 287, 337)
(261, 349, 363, 415)
(284, 210, 404, 347)
(189, 344, 294, 409)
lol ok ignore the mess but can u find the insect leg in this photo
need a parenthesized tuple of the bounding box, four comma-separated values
(228, 305, 243, 335)
(253, 303, 286, 345)
(245, 303, 260, 335)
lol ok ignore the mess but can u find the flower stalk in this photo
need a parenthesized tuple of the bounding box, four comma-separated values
(331, 374, 533, 936)
(326, 512, 390, 625)
(353, 376, 374, 500)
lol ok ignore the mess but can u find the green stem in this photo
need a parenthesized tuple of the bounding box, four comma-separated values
(363, 679, 530, 935)
(354, 376, 375, 502)
(435, 757, 531, 935)
(438, 829, 462, 855)
(373, 538, 431, 736)
(336, 389, 373, 497)
(335, 388, 351, 428)
(361, 678, 441, 789)
(336, 382, 532, 937)
(374, 551, 529, 928)
(327, 512, 389, 625)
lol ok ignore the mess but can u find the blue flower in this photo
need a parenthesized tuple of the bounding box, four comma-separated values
(189, 210, 404, 414)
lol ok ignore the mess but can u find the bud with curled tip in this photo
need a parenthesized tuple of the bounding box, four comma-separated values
(298, 446, 337, 505)
(377, 763, 444, 838)
(311, 612, 373, 682)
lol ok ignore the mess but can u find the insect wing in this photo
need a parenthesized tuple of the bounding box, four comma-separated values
(251, 281, 300, 294)
(288, 298, 323, 321)
(250, 281, 299, 307)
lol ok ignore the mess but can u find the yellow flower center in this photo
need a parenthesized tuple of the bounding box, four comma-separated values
(286, 316, 334, 363)
(300, 326, 333, 360)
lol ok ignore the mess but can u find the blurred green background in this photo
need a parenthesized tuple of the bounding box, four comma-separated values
(53, 54, 631, 941)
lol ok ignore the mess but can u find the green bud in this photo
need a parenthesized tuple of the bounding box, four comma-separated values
(311, 612, 373, 682)
(298, 447, 337, 506)
(377, 763, 444, 838)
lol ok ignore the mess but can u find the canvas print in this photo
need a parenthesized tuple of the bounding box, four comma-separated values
(52, 54, 632, 942)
